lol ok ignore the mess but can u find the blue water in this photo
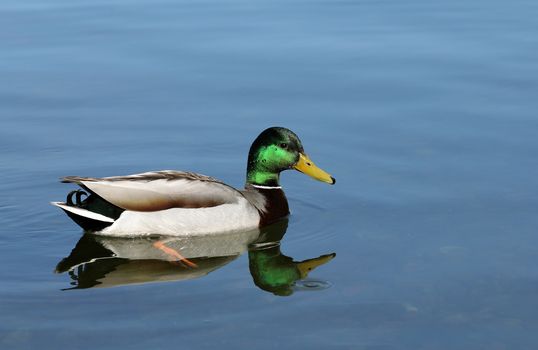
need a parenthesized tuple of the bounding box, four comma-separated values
(2, 0, 538, 348)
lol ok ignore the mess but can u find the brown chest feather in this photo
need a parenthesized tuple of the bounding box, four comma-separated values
(242, 187, 290, 227)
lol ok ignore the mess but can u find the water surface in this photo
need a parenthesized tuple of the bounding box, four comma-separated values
(1, 0, 538, 349)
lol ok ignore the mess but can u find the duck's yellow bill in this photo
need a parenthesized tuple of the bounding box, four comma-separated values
(294, 153, 335, 185)
(296, 253, 336, 279)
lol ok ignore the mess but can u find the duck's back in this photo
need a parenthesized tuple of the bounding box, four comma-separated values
(53, 171, 262, 236)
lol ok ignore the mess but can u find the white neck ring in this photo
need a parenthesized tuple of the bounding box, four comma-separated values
(250, 184, 282, 190)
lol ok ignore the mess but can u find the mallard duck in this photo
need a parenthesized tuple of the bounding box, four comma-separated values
(52, 127, 335, 236)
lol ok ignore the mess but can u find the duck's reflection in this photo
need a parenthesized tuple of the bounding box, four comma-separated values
(56, 219, 335, 295)
(248, 219, 336, 296)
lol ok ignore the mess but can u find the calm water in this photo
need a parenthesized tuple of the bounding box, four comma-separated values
(2, 0, 538, 348)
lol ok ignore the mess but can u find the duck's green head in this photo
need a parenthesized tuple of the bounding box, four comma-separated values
(246, 127, 335, 187)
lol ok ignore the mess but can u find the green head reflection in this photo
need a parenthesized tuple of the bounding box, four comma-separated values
(248, 219, 336, 296)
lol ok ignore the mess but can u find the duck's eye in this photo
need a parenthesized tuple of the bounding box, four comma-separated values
(280, 143, 288, 149)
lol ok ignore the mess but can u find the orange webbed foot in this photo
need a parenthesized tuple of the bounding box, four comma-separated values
(153, 241, 198, 268)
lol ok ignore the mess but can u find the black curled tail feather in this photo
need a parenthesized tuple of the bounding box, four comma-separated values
(66, 190, 88, 207)
(59, 189, 125, 232)
(65, 190, 123, 220)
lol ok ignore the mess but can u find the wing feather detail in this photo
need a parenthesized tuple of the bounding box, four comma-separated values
(62, 171, 244, 211)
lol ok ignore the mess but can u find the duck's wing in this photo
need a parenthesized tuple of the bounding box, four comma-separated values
(62, 170, 244, 212)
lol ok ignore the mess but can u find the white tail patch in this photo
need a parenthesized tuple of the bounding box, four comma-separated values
(51, 202, 115, 223)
